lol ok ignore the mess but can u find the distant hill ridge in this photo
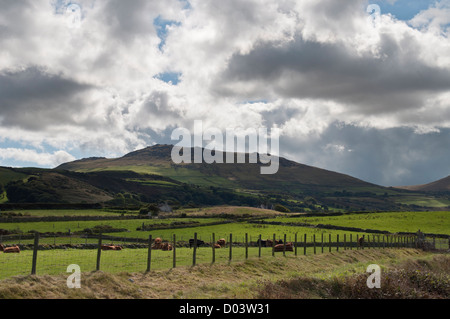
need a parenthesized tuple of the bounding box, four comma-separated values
(56, 144, 379, 191)
(398, 175, 450, 192)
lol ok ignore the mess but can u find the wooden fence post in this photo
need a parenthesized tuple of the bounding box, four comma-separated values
(304, 234, 307, 256)
(321, 233, 324, 254)
(229, 233, 233, 261)
(329, 234, 332, 253)
(350, 234, 352, 250)
(31, 232, 40, 275)
(313, 234, 316, 255)
(96, 235, 102, 272)
(193, 233, 198, 266)
(258, 234, 262, 258)
(336, 234, 339, 252)
(212, 233, 216, 264)
(367, 236, 371, 249)
(173, 234, 176, 269)
(146, 235, 152, 272)
(272, 234, 276, 257)
(283, 234, 287, 257)
(295, 233, 298, 256)
(245, 233, 249, 260)
(343, 234, 346, 251)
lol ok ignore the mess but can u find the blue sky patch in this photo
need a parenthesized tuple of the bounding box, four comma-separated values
(371, 0, 434, 21)
(153, 15, 181, 51)
(155, 72, 182, 85)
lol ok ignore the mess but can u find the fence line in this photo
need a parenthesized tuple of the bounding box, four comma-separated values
(0, 232, 448, 280)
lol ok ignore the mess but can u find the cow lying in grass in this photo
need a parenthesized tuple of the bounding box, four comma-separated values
(257, 239, 283, 247)
(189, 239, 205, 248)
(152, 237, 163, 249)
(273, 242, 294, 252)
(217, 238, 226, 247)
(0, 244, 20, 253)
(101, 244, 123, 251)
(152, 238, 173, 251)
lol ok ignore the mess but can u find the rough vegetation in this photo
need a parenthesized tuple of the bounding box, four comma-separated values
(0, 249, 447, 299)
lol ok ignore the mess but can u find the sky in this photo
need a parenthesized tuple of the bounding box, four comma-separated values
(0, 0, 450, 187)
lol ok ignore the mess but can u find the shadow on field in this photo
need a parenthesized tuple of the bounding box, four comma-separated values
(257, 254, 450, 299)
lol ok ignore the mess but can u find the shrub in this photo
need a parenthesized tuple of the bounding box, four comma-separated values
(274, 204, 290, 213)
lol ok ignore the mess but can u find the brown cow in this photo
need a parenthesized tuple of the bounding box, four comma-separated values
(214, 243, 222, 249)
(152, 238, 164, 249)
(161, 242, 173, 251)
(217, 238, 226, 247)
(273, 242, 294, 252)
(0, 244, 20, 253)
(101, 244, 123, 251)
(358, 236, 364, 248)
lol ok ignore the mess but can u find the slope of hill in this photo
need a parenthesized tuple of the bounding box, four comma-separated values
(53, 144, 416, 211)
(57, 144, 383, 194)
(398, 176, 450, 192)
(1, 144, 441, 211)
(4, 171, 114, 204)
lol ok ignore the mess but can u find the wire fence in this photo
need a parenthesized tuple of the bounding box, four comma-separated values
(0, 232, 448, 280)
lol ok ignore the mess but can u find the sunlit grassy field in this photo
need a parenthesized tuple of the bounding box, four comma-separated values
(265, 211, 450, 235)
(0, 218, 226, 238)
(0, 245, 363, 280)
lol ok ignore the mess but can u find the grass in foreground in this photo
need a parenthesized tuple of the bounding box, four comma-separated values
(0, 249, 447, 299)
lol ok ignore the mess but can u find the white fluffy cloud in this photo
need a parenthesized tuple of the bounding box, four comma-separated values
(0, 148, 75, 167)
(0, 0, 450, 185)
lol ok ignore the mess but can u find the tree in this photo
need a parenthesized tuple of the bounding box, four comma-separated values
(148, 204, 160, 217)
(274, 204, 290, 213)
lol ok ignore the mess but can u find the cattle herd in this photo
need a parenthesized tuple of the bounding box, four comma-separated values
(189, 238, 227, 249)
(0, 236, 367, 255)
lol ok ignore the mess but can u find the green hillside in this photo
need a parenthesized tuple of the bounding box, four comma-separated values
(0, 145, 448, 212)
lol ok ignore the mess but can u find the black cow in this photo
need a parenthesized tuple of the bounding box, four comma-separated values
(256, 239, 283, 247)
(189, 239, 206, 248)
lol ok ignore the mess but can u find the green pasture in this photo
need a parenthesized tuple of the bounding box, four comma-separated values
(0, 209, 130, 217)
(80, 165, 239, 189)
(393, 196, 450, 208)
(109, 222, 377, 243)
(0, 245, 371, 280)
(0, 218, 226, 238)
(0, 168, 27, 185)
(265, 211, 450, 235)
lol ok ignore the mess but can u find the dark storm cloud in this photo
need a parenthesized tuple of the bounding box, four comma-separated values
(0, 67, 94, 130)
(281, 123, 450, 186)
(217, 34, 450, 115)
(100, 0, 183, 43)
